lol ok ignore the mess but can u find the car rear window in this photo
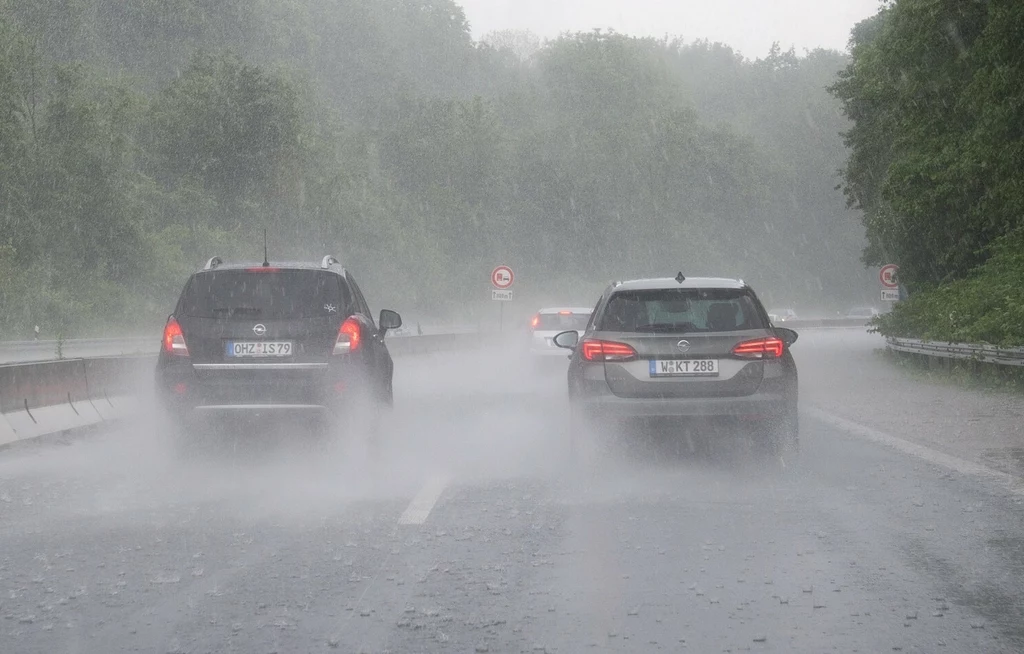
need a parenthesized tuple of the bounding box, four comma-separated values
(597, 288, 766, 333)
(536, 313, 590, 330)
(177, 270, 351, 320)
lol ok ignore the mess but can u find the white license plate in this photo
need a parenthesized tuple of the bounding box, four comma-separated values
(226, 341, 293, 357)
(649, 359, 719, 377)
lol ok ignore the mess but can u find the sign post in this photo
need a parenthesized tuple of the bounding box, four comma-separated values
(491, 265, 515, 332)
(879, 264, 900, 303)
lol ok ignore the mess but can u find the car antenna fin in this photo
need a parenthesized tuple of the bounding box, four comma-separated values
(675, 271, 685, 284)
(262, 228, 270, 267)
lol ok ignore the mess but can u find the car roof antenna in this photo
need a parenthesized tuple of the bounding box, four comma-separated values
(262, 228, 270, 267)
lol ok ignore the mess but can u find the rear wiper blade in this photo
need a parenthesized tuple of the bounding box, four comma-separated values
(634, 323, 698, 333)
(634, 323, 680, 332)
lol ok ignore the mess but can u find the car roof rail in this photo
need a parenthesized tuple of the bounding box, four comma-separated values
(204, 256, 223, 270)
(321, 255, 341, 269)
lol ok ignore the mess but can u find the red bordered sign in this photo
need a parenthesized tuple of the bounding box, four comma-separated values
(491, 265, 514, 290)
(879, 264, 899, 288)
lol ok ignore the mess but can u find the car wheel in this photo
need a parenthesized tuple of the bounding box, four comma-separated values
(755, 410, 799, 459)
(162, 412, 202, 460)
(569, 402, 595, 461)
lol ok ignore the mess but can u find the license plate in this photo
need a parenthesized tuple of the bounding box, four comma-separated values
(226, 341, 293, 357)
(649, 359, 719, 377)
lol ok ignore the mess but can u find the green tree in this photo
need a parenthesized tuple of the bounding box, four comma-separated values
(146, 51, 305, 231)
(831, 0, 996, 288)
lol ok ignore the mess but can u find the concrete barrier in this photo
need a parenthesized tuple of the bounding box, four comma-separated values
(0, 359, 98, 445)
(0, 334, 484, 447)
(0, 355, 153, 446)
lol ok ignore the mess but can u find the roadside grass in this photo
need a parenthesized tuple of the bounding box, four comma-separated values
(877, 347, 1024, 393)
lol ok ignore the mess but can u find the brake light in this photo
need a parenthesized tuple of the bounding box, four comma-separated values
(334, 317, 362, 354)
(559, 310, 572, 315)
(530, 314, 540, 328)
(732, 337, 784, 359)
(246, 267, 281, 272)
(163, 318, 189, 356)
(580, 339, 637, 362)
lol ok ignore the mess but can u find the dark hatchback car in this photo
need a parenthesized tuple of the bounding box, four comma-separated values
(554, 275, 799, 455)
(155, 256, 401, 435)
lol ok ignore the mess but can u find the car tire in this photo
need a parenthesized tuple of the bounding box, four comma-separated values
(162, 412, 202, 460)
(755, 410, 799, 459)
(568, 402, 591, 461)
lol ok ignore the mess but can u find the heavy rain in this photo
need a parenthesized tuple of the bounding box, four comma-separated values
(1, 1, 1023, 652)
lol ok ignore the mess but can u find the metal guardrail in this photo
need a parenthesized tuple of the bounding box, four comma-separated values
(886, 337, 1024, 367)
(0, 318, 871, 363)
(774, 318, 872, 329)
(0, 337, 156, 364)
(0, 327, 482, 364)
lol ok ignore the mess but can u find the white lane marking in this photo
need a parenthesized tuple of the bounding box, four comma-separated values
(398, 475, 450, 525)
(806, 406, 1024, 496)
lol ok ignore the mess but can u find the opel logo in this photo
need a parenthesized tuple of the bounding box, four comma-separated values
(253, 324, 267, 336)
(676, 339, 691, 353)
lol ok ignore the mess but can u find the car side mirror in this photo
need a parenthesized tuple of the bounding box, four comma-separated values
(379, 309, 402, 332)
(553, 330, 579, 349)
(776, 327, 798, 346)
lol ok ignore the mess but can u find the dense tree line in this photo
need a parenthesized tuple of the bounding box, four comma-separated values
(0, 0, 871, 337)
(833, 0, 1024, 344)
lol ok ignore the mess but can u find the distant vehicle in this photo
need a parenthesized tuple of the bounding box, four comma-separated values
(844, 306, 881, 320)
(768, 308, 798, 323)
(529, 308, 593, 357)
(555, 275, 799, 456)
(155, 255, 402, 442)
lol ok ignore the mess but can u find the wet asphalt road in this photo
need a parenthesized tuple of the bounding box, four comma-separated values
(1, 331, 1023, 653)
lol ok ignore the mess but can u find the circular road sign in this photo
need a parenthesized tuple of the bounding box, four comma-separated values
(879, 264, 899, 288)
(491, 265, 514, 290)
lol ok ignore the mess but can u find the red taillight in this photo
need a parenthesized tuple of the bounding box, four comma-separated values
(732, 337, 784, 359)
(530, 314, 540, 328)
(163, 318, 189, 356)
(580, 339, 637, 362)
(558, 310, 572, 315)
(333, 317, 362, 354)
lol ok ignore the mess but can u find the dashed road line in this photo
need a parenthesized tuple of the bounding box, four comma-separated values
(398, 474, 450, 525)
(806, 406, 1024, 496)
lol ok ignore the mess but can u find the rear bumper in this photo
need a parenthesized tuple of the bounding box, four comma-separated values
(572, 382, 792, 419)
(155, 360, 357, 418)
(576, 394, 789, 418)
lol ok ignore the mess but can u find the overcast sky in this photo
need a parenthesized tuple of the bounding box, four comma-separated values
(457, 0, 883, 59)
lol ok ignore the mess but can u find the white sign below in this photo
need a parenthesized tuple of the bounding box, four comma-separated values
(492, 289, 513, 302)
(881, 289, 899, 302)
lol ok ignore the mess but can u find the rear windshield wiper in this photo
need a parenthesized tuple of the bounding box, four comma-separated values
(633, 323, 698, 333)
(211, 307, 263, 316)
